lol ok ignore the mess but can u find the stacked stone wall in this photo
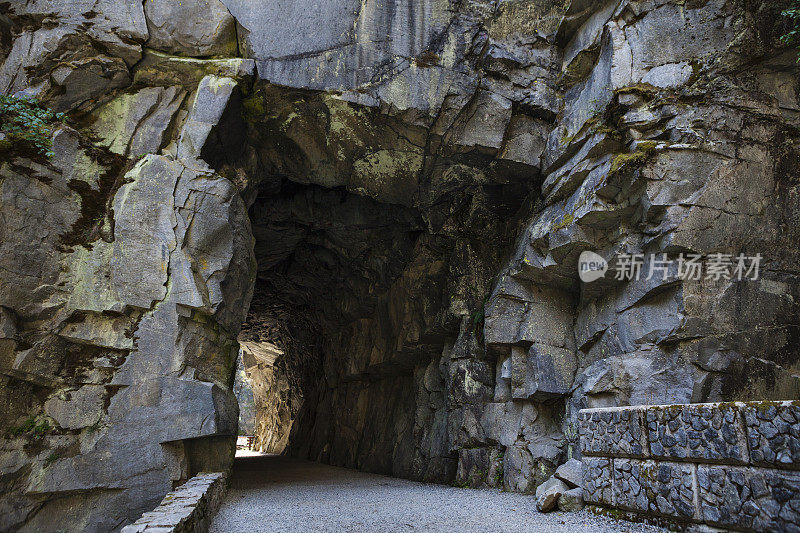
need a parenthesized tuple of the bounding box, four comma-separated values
(579, 401, 800, 531)
(121, 472, 227, 533)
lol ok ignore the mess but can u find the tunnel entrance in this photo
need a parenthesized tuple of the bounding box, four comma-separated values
(210, 82, 539, 482)
(234, 181, 429, 461)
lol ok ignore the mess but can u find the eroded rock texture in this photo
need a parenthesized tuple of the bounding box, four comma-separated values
(232, 350, 255, 436)
(0, 3, 256, 530)
(1, 0, 799, 530)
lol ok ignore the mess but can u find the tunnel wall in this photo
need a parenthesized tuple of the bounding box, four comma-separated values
(0, 43, 258, 532)
(257, 0, 800, 493)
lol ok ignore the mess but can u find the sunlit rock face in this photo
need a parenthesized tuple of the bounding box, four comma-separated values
(233, 350, 256, 436)
(1, 0, 799, 530)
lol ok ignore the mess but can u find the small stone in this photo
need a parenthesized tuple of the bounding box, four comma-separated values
(761, 423, 779, 440)
(777, 451, 793, 464)
(557, 487, 584, 512)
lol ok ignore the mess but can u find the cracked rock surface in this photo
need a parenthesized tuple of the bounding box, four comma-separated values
(1, 0, 799, 531)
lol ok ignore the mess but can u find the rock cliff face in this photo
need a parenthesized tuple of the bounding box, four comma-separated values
(0, 0, 798, 530)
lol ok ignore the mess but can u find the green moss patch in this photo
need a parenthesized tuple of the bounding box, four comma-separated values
(7, 416, 51, 440)
(609, 141, 658, 177)
(414, 50, 440, 68)
(782, 1, 800, 62)
(242, 88, 269, 123)
(614, 83, 660, 100)
(494, 464, 504, 487)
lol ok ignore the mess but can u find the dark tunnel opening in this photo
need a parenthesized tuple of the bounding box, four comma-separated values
(211, 82, 538, 481)
(236, 181, 425, 459)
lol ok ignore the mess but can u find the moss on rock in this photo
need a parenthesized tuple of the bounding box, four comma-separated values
(609, 141, 658, 176)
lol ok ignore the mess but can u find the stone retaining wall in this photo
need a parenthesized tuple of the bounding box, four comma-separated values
(121, 472, 227, 532)
(578, 401, 800, 531)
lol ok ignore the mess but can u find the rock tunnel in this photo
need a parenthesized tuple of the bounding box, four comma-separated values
(1, 0, 800, 531)
(216, 82, 537, 478)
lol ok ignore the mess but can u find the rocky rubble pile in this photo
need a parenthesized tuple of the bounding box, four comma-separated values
(535, 458, 584, 513)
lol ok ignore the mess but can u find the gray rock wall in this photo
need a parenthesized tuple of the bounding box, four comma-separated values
(0, 2, 257, 526)
(268, 0, 800, 497)
(579, 401, 800, 531)
(232, 350, 256, 436)
(1, 0, 799, 531)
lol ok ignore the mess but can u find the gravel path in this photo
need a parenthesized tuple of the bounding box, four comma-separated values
(211, 455, 665, 533)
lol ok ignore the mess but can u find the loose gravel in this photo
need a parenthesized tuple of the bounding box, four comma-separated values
(210, 455, 666, 533)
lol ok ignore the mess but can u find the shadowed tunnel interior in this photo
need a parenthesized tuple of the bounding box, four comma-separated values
(3, 2, 800, 531)
(237, 182, 424, 457)
(216, 82, 536, 481)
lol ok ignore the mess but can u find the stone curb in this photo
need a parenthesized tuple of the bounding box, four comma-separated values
(121, 472, 228, 533)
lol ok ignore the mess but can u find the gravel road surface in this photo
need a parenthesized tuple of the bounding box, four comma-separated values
(210, 455, 665, 533)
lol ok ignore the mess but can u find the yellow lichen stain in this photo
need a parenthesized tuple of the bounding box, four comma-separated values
(488, 0, 569, 40)
(464, 371, 482, 396)
(207, 76, 233, 96)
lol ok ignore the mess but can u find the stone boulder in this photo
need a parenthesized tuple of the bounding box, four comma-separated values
(144, 0, 238, 57)
(536, 476, 569, 512)
(558, 487, 585, 512)
(554, 458, 583, 489)
(176, 75, 241, 163)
